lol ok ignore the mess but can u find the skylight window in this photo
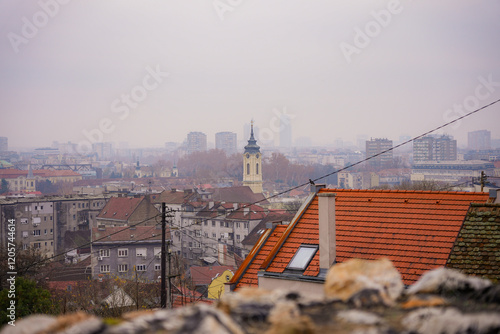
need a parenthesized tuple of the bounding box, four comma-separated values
(287, 246, 317, 270)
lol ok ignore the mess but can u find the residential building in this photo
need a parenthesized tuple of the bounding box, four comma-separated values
(241, 211, 294, 254)
(411, 160, 495, 183)
(92, 142, 114, 160)
(0, 137, 7, 152)
(468, 130, 491, 150)
(243, 122, 263, 193)
(366, 138, 393, 167)
(413, 135, 457, 162)
(215, 132, 237, 155)
(0, 195, 107, 258)
(0, 168, 83, 193)
(91, 225, 165, 282)
(187, 132, 207, 154)
(228, 186, 492, 295)
(337, 171, 379, 189)
(96, 196, 160, 227)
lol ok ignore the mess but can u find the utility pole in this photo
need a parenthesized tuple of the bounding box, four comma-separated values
(480, 171, 487, 192)
(167, 241, 172, 309)
(160, 202, 166, 308)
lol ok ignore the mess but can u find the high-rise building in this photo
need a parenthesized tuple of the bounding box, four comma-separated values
(468, 130, 491, 150)
(0, 137, 8, 152)
(187, 132, 207, 154)
(92, 142, 113, 160)
(413, 135, 457, 162)
(366, 138, 393, 167)
(243, 122, 263, 193)
(215, 132, 237, 155)
(279, 113, 292, 148)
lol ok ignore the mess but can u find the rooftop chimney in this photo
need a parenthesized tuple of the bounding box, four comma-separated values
(318, 192, 336, 270)
(311, 183, 326, 193)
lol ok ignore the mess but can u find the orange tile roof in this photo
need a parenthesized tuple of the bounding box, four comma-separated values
(97, 196, 144, 221)
(230, 225, 287, 291)
(263, 189, 490, 285)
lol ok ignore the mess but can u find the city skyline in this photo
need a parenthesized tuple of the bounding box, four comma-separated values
(1, 1, 500, 150)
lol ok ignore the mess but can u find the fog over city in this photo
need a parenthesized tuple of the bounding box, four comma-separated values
(1, 0, 499, 149)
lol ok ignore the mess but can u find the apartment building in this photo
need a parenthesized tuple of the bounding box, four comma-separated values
(366, 138, 393, 167)
(0, 195, 108, 258)
(91, 225, 166, 282)
(413, 135, 457, 162)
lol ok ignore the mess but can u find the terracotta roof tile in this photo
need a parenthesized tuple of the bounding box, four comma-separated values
(264, 189, 489, 285)
(190, 265, 236, 286)
(230, 225, 287, 291)
(97, 196, 145, 221)
(92, 225, 165, 242)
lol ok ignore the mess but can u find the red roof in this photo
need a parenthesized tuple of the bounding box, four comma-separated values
(262, 189, 490, 285)
(230, 225, 287, 291)
(0, 169, 81, 179)
(190, 266, 236, 286)
(92, 225, 164, 242)
(226, 204, 267, 220)
(97, 196, 144, 221)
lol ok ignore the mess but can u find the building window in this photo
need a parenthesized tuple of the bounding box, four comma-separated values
(21, 218, 28, 224)
(44, 229, 47, 235)
(23, 244, 28, 250)
(287, 246, 318, 270)
(118, 248, 128, 257)
(136, 248, 147, 258)
(99, 249, 110, 257)
(256, 163, 259, 175)
(33, 230, 41, 236)
(22, 231, 28, 238)
(154, 264, 161, 271)
(136, 265, 146, 272)
(212, 221, 216, 227)
(50, 229, 53, 234)
(118, 264, 128, 272)
(100, 265, 110, 273)
(154, 247, 161, 258)
(212, 233, 216, 238)
(236, 234, 240, 240)
(246, 163, 250, 175)
(33, 242, 41, 249)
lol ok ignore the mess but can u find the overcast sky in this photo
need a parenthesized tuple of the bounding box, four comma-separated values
(1, 0, 499, 150)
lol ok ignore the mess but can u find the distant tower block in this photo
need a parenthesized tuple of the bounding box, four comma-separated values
(243, 121, 263, 194)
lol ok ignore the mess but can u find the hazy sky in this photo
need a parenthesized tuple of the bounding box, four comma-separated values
(1, 0, 499, 150)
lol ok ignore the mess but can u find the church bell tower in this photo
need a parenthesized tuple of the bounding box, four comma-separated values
(243, 121, 263, 194)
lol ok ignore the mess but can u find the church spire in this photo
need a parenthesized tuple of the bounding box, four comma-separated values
(244, 120, 260, 154)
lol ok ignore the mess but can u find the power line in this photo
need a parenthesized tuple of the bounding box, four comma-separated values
(16, 212, 163, 272)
